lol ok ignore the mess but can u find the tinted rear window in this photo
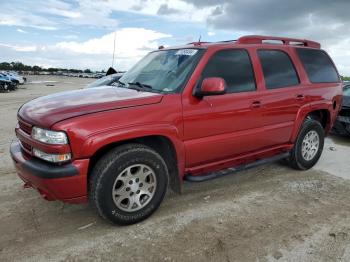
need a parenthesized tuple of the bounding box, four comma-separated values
(296, 49, 339, 83)
(201, 49, 256, 93)
(258, 50, 299, 89)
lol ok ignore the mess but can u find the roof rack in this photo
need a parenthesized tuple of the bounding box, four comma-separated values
(186, 41, 211, 46)
(237, 35, 321, 49)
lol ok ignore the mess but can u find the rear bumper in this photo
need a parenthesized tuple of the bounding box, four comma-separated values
(10, 140, 89, 203)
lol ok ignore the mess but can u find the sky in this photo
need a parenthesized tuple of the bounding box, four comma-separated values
(0, 0, 350, 75)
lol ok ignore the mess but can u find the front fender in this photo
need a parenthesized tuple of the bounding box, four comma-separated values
(80, 123, 186, 178)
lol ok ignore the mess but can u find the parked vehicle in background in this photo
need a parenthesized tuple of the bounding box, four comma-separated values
(10, 35, 342, 225)
(332, 82, 350, 136)
(86, 73, 123, 88)
(0, 74, 12, 92)
(6, 72, 26, 84)
(0, 73, 17, 91)
(3, 72, 18, 85)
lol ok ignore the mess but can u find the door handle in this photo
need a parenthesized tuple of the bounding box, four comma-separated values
(251, 101, 261, 108)
(296, 94, 305, 100)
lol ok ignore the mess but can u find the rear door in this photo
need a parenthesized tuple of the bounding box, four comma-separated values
(254, 48, 302, 148)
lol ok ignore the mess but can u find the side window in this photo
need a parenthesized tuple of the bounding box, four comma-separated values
(258, 50, 299, 89)
(201, 49, 256, 93)
(296, 48, 339, 83)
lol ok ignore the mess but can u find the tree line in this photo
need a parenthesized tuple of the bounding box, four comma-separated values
(0, 62, 100, 74)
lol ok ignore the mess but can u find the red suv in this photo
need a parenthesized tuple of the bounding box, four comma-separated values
(11, 35, 342, 225)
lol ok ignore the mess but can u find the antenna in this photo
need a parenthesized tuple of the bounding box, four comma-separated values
(111, 31, 116, 68)
(198, 35, 201, 43)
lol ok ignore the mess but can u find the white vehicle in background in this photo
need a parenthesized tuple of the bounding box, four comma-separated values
(0, 71, 26, 84)
(7, 72, 26, 84)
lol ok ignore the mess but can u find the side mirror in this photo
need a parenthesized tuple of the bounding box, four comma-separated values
(194, 77, 226, 97)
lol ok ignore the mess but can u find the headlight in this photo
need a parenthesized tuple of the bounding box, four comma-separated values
(33, 148, 71, 163)
(31, 127, 68, 145)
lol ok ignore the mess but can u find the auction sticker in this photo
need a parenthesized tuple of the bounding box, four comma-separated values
(175, 49, 198, 56)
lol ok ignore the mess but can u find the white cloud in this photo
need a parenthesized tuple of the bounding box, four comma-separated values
(0, 43, 37, 52)
(0, 0, 214, 30)
(0, 13, 57, 30)
(0, 28, 171, 71)
(99, 0, 214, 23)
(53, 28, 171, 70)
(55, 28, 171, 55)
(54, 34, 79, 40)
(16, 28, 28, 34)
(324, 38, 350, 77)
(52, 28, 171, 67)
(45, 8, 81, 19)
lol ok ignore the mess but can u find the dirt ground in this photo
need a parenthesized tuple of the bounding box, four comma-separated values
(1, 76, 350, 262)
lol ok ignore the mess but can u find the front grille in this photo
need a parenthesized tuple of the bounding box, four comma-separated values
(18, 118, 32, 135)
(21, 141, 32, 151)
(17, 118, 33, 156)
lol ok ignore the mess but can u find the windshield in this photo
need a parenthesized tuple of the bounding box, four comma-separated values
(118, 48, 204, 93)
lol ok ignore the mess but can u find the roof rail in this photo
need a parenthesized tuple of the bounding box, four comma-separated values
(186, 41, 211, 46)
(237, 35, 321, 49)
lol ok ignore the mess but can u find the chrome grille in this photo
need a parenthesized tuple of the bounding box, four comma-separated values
(18, 118, 32, 135)
(20, 141, 32, 151)
(17, 118, 33, 156)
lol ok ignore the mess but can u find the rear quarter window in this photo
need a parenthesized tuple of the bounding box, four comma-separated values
(296, 48, 339, 83)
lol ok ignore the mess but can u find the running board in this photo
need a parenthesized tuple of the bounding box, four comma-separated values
(184, 152, 290, 182)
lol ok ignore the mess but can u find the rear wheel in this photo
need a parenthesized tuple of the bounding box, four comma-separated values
(89, 144, 169, 225)
(289, 119, 324, 170)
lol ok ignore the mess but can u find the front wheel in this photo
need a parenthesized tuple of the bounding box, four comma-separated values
(89, 144, 169, 225)
(289, 119, 324, 170)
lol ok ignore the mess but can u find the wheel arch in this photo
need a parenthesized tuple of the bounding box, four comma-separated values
(306, 109, 330, 130)
(87, 134, 184, 194)
(291, 104, 331, 142)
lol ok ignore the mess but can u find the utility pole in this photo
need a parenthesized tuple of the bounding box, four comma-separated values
(111, 31, 116, 68)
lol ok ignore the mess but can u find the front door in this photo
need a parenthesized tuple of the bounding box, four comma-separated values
(182, 48, 264, 168)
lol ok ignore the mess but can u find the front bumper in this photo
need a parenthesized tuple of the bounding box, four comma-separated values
(10, 140, 89, 203)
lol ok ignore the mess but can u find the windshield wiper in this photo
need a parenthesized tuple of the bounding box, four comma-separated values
(128, 81, 153, 90)
(128, 82, 153, 91)
(117, 80, 126, 86)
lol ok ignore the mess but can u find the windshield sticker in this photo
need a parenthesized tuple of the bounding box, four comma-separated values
(175, 49, 198, 56)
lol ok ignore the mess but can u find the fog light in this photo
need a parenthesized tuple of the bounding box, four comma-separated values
(33, 148, 71, 163)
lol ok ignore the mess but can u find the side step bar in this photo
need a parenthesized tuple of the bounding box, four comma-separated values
(184, 152, 290, 182)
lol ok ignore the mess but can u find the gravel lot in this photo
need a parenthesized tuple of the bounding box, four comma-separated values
(1, 76, 350, 262)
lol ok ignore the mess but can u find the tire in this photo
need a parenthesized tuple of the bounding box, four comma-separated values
(289, 119, 324, 170)
(89, 143, 169, 225)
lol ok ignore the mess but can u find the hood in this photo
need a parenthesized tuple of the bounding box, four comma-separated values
(18, 86, 163, 127)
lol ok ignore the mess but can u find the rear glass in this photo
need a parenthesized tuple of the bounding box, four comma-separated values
(296, 49, 339, 83)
